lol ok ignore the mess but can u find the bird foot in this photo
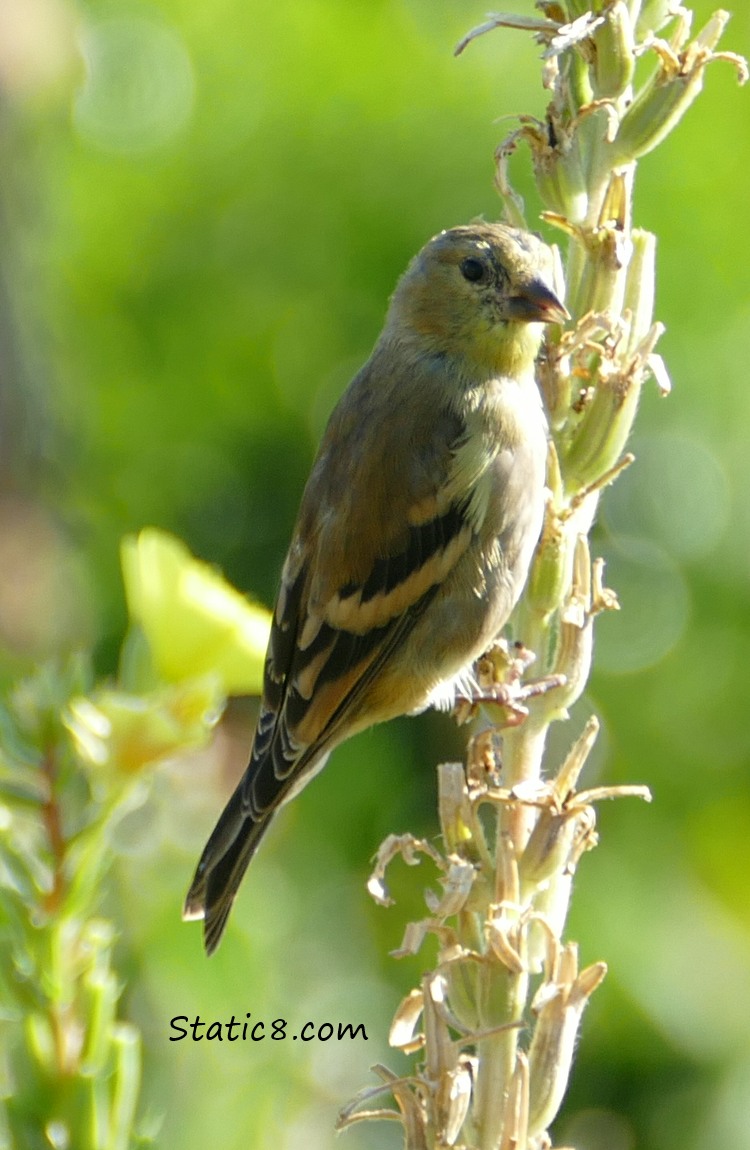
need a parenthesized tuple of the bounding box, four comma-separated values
(452, 639, 566, 728)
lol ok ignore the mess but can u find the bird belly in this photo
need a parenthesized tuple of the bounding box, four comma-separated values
(371, 426, 546, 719)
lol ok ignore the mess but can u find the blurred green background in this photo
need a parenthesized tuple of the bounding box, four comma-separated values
(1, 0, 749, 1146)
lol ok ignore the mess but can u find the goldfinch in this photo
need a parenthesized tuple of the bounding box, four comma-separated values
(184, 222, 567, 953)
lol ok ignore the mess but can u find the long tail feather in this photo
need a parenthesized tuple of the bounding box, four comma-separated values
(183, 786, 275, 955)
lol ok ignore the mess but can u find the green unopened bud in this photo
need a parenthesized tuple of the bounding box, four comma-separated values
(527, 532, 568, 621)
(567, 225, 628, 318)
(532, 870, 574, 944)
(562, 44, 594, 115)
(81, 968, 119, 1076)
(549, 536, 595, 713)
(527, 443, 568, 619)
(613, 70, 695, 163)
(624, 228, 656, 350)
(612, 12, 747, 164)
(444, 955, 481, 1035)
(592, 1, 635, 98)
(534, 135, 589, 223)
(563, 365, 640, 492)
(556, 144, 590, 224)
(635, 0, 683, 38)
(109, 1024, 142, 1149)
(538, 308, 572, 427)
(527, 950, 607, 1136)
(533, 155, 569, 219)
(519, 808, 583, 888)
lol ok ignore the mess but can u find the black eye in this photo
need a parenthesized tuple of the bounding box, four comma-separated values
(460, 257, 487, 283)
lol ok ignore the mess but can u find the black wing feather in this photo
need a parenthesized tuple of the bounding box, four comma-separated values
(185, 493, 473, 953)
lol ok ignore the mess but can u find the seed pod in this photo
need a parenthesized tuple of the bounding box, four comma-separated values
(592, 1, 635, 98)
(527, 951, 607, 1136)
(613, 12, 744, 163)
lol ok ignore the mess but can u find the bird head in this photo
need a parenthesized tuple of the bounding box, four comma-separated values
(388, 223, 568, 374)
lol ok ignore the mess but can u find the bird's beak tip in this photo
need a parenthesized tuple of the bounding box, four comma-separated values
(509, 280, 570, 326)
(543, 299, 571, 325)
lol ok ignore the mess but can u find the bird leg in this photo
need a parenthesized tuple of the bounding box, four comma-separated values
(452, 639, 566, 728)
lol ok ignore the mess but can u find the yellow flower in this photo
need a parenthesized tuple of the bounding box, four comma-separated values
(120, 529, 270, 695)
(66, 677, 221, 774)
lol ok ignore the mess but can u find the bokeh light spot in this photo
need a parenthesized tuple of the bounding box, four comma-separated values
(73, 15, 195, 155)
(601, 431, 730, 561)
(559, 1107, 635, 1150)
(594, 536, 690, 675)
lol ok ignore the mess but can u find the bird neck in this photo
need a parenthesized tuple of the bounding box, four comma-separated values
(380, 320, 543, 382)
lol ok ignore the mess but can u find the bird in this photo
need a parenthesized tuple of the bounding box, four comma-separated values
(184, 222, 568, 953)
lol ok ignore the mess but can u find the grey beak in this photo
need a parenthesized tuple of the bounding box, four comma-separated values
(506, 279, 569, 325)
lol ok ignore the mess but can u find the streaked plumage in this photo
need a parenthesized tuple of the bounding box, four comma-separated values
(185, 223, 567, 953)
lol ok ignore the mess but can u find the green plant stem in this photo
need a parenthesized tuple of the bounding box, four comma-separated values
(40, 745, 66, 916)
